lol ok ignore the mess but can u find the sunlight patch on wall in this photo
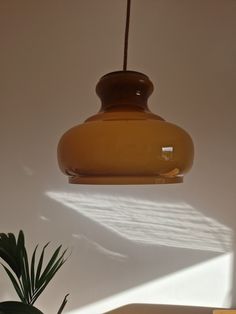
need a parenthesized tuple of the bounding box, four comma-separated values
(66, 253, 233, 313)
(46, 191, 232, 253)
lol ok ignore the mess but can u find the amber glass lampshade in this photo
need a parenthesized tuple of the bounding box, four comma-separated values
(57, 71, 194, 184)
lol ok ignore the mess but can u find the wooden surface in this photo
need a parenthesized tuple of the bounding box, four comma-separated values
(106, 304, 221, 314)
(213, 311, 236, 314)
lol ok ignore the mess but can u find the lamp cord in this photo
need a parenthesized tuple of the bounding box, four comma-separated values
(123, 0, 131, 71)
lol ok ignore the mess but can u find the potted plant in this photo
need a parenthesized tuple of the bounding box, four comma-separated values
(0, 231, 69, 314)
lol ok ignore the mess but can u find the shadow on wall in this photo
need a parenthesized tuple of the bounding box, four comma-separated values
(0, 159, 234, 313)
(46, 192, 232, 253)
(36, 191, 232, 314)
(0, 163, 234, 313)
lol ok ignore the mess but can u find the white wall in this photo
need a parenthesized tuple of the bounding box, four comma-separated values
(0, 1, 236, 313)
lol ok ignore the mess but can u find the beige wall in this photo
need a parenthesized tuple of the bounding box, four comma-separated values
(0, 1, 236, 313)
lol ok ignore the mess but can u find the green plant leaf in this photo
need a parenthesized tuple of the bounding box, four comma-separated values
(17, 231, 25, 261)
(30, 245, 38, 293)
(32, 257, 67, 305)
(19, 248, 31, 304)
(1, 264, 25, 303)
(35, 243, 49, 284)
(6, 234, 17, 257)
(31, 257, 67, 304)
(0, 231, 69, 307)
(36, 245, 63, 287)
(0, 234, 20, 277)
(57, 294, 69, 314)
(0, 248, 17, 273)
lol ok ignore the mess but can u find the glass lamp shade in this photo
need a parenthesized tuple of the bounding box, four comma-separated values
(57, 71, 194, 184)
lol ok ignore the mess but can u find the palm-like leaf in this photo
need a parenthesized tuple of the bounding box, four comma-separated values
(0, 233, 22, 277)
(0, 231, 69, 309)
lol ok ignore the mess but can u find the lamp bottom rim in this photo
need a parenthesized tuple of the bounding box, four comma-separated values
(69, 175, 183, 185)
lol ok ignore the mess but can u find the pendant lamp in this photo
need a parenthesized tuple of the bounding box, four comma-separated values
(57, 0, 194, 185)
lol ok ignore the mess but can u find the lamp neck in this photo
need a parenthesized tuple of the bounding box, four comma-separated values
(96, 71, 154, 112)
